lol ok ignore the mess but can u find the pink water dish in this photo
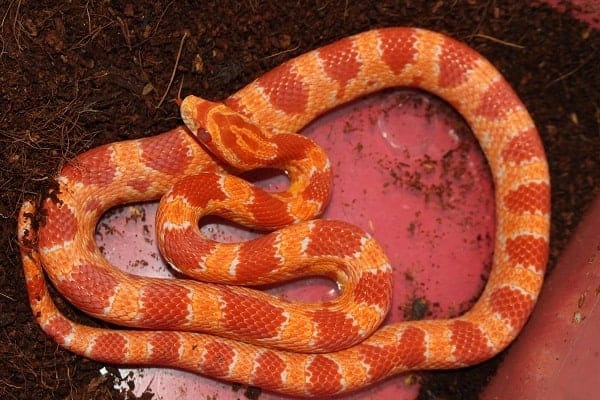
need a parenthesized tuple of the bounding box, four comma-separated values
(97, 88, 495, 399)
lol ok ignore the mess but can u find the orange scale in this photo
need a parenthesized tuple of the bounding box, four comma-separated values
(474, 79, 523, 120)
(437, 36, 480, 89)
(90, 332, 127, 360)
(147, 332, 183, 364)
(234, 235, 280, 282)
(160, 224, 218, 273)
(25, 273, 47, 306)
(137, 282, 192, 328)
(505, 235, 550, 272)
(83, 196, 102, 213)
(139, 129, 195, 175)
(243, 187, 296, 227)
(301, 169, 333, 204)
(395, 326, 427, 368)
(306, 355, 344, 396)
(38, 200, 78, 249)
(353, 268, 393, 310)
(61, 144, 117, 185)
(250, 350, 287, 389)
(488, 286, 536, 330)
(308, 309, 362, 350)
(218, 287, 287, 342)
(127, 177, 152, 193)
(57, 263, 119, 315)
(45, 315, 73, 345)
(256, 62, 310, 116)
(504, 182, 551, 215)
(304, 222, 364, 257)
(318, 36, 363, 99)
(501, 127, 546, 165)
(357, 343, 396, 381)
(170, 173, 227, 209)
(199, 341, 236, 378)
(378, 29, 418, 75)
(448, 320, 494, 364)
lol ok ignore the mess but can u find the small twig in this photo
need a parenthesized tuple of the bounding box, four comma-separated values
(84, 0, 92, 35)
(544, 53, 595, 89)
(153, 0, 176, 36)
(156, 30, 188, 109)
(0, 291, 16, 301)
(0, 0, 23, 52)
(116, 16, 131, 49)
(175, 77, 185, 105)
(469, 33, 524, 49)
(261, 44, 300, 61)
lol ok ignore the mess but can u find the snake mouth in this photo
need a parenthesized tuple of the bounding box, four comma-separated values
(180, 95, 201, 134)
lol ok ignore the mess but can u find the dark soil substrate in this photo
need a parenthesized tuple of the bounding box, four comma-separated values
(1, 1, 598, 400)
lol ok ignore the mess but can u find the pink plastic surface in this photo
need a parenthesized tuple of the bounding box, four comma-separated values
(483, 194, 600, 400)
(97, 89, 496, 399)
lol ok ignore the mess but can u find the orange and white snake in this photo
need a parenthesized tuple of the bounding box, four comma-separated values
(18, 27, 550, 397)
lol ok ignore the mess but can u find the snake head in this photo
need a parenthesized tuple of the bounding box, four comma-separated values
(180, 95, 207, 135)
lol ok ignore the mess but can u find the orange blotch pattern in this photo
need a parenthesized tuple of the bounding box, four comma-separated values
(505, 235, 549, 272)
(359, 326, 427, 380)
(307, 355, 343, 396)
(148, 332, 182, 364)
(91, 332, 127, 361)
(58, 264, 119, 315)
(61, 145, 116, 185)
(26, 274, 46, 305)
(378, 29, 417, 74)
(256, 62, 309, 115)
(38, 200, 78, 249)
(271, 133, 313, 163)
(46, 316, 73, 345)
(318, 37, 362, 98)
(489, 286, 535, 330)
(437, 37, 479, 88)
(160, 225, 217, 272)
(302, 170, 332, 204)
(170, 173, 227, 209)
(475, 79, 521, 119)
(219, 287, 286, 340)
(449, 320, 494, 363)
(251, 350, 286, 389)
(245, 188, 296, 227)
(140, 129, 193, 175)
(353, 269, 392, 310)
(305, 222, 364, 258)
(309, 310, 360, 350)
(395, 326, 427, 368)
(200, 341, 235, 378)
(127, 177, 152, 193)
(138, 282, 191, 328)
(501, 128, 545, 164)
(505, 182, 551, 215)
(235, 235, 280, 282)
